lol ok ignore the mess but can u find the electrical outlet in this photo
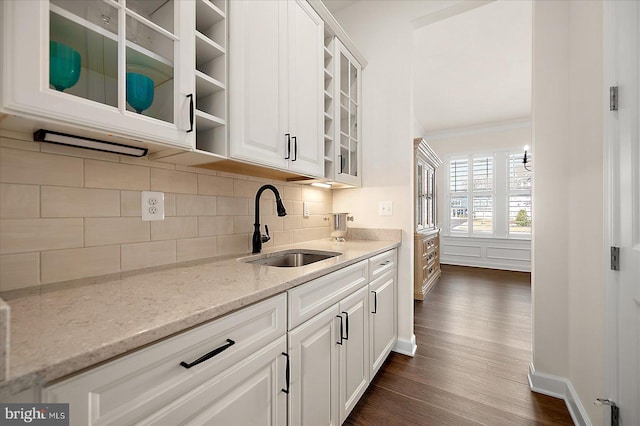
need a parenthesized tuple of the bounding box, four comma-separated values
(141, 191, 165, 221)
(303, 201, 310, 218)
(379, 201, 393, 216)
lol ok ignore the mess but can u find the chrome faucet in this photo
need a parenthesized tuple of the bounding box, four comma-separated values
(252, 184, 287, 254)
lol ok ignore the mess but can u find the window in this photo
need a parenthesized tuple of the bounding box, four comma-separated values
(445, 150, 531, 238)
(508, 153, 532, 235)
(449, 156, 494, 234)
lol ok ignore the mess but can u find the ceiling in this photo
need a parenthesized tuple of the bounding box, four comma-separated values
(323, 0, 532, 134)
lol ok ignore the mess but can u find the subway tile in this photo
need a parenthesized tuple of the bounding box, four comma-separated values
(176, 194, 216, 216)
(151, 217, 197, 241)
(217, 234, 249, 256)
(272, 230, 294, 247)
(234, 179, 270, 199)
(150, 168, 197, 194)
(301, 187, 332, 204)
(283, 215, 303, 230)
(0, 135, 40, 151)
(198, 216, 233, 236)
(259, 198, 274, 216)
(283, 185, 302, 201)
(289, 200, 303, 216)
(164, 193, 177, 216)
(216, 171, 249, 180)
(85, 217, 150, 246)
(41, 186, 120, 218)
(175, 165, 217, 175)
(0, 147, 83, 187)
(262, 216, 284, 232)
(293, 227, 330, 244)
(121, 191, 142, 216)
(302, 215, 330, 229)
(121, 156, 175, 170)
(41, 246, 120, 284)
(233, 215, 253, 235)
(40, 142, 120, 162)
(85, 159, 149, 190)
(217, 196, 249, 216)
(0, 184, 39, 218)
(177, 237, 218, 262)
(198, 174, 234, 196)
(0, 219, 83, 255)
(0, 253, 40, 291)
(121, 240, 176, 271)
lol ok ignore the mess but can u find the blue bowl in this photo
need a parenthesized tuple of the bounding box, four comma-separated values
(50, 41, 81, 92)
(126, 72, 154, 114)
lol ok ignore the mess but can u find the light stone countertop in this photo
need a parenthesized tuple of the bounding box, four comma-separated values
(0, 236, 400, 397)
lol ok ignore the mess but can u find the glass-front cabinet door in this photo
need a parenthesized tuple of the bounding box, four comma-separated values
(334, 39, 361, 186)
(2, 0, 194, 149)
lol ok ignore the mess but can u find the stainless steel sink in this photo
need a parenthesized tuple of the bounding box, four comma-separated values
(242, 250, 342, 267)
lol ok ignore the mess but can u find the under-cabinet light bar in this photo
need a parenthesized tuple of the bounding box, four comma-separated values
(33, 130, 148, 157)
(311, 182, 332, 189)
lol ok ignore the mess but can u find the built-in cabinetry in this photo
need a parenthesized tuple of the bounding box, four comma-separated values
(414, 138, 443, 300)
(40, 248, 398, 426)
(228, 0, 324, 178)
(322, 30, 363, 186)
(43, 294, 287, 426)
(1, 0, 198, 149)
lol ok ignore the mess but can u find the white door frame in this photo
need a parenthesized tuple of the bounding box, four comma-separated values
(603, 1, 638, 425)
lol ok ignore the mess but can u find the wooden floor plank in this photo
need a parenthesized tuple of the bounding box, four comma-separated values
(345, 265, 573, 425)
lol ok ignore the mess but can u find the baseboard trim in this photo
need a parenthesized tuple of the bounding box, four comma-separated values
(528, 363, 591, 426)
(392, 334, 417, 357)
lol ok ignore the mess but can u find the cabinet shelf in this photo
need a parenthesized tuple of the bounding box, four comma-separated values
(324, 68, 333, 80)
(324, 45, 333, 58)
(324, 112, 333, 121)
(195, 70, 225, 97)
(196, 0, 225, 29)
(195, 109, 225, 130)
(195, 31, 225, 65)
(50, 5, 174, 83)
(324, 90, 333, 101)
(324, 134, 333, 142)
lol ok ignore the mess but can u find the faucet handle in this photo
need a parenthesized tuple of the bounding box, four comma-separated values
(261, 224, 271, 243)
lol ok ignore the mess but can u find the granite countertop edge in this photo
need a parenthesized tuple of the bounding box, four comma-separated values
(0, 237, 400, 397)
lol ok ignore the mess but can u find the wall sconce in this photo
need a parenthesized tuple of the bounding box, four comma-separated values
(33, 129, 148, 157)
(523, 145, 532, 171)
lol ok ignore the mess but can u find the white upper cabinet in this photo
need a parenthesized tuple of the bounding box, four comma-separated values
(333, 39, 362, 186)
(229, 0, 324, 178)
(1, 0, 196, 149)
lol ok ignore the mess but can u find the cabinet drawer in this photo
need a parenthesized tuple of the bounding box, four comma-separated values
(369, 249, 397, 280)
(43, 294, 286, 426)
(288, 260, 368, 330)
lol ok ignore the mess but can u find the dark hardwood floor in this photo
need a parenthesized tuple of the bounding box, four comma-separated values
(345, 264, 574, 426)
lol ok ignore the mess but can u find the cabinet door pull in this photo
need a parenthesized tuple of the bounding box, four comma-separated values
(179, 338, 235, 369)
(371, 291, 378, 314)
(187, 94, 194, 133)
(281, 352, 290, 394)
(341, 311, 349, 340)
(338, 154, 344, 174)
(292, 136, 298, 161)
(380, 260, 391, 266)
(285, 133, 291, 159)
(336, 315, 344, 345)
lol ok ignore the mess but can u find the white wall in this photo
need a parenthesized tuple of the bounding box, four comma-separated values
(532, 1, 604, 423)
(331, 0, 454, 353)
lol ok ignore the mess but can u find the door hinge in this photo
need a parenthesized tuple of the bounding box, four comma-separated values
(610, 246, 620, 271)
(595, 398, 619, 426)
(610, 86, 618, 111)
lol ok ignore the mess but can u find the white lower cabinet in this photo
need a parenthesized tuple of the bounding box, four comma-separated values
(338, 286, 369, 424)
(38, 249, 398, 426)
(42, 294, 287, 426)
(288, 303, 340, 426)
(368, 249, 398, 379)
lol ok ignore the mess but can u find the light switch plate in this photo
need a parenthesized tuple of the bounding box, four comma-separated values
(379, 201, 393, 216)
(141, 191, 165, 221)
